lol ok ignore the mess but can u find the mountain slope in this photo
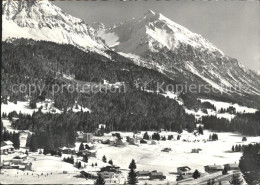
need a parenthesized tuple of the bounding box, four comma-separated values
(99, 10, 260, 99)
(2, 0, 109, 56)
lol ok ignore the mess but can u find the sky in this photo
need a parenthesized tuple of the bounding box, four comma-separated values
(53, 0, 260, 72)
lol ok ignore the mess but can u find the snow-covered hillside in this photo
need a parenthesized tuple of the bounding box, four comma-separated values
(99, 10, 260, 98)
(2, 0, 109, 57)
(1, 100, 91, 115)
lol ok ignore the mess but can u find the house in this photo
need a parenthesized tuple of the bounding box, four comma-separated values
(196, 123, 204, 129)
(80, 171, 96, 179)
(191, 148, 201, 153)
(76, 131, 84, 141)
(177, 166, 192, 175)
(98, 124, 106, 129)
(94, 128, 104, 136)
(82, 133, 93, 143)
(204, 165, 224, 173)
(99, 171, 115, 179)
(2, 158, 32, 171)
(224, 163, 239, 171)
(85, 143, 95, 150)
(81, 150, 96, 157)
(149, 172, 166, 180)
(136, 170, 150, 177)
(126, 137, 138, 145)
(76, 132, 93, 143)
(113, 139, 125, 147)
(100, 165, 120, 173)
(161, 148, 172, 152)
(1, 141, 15, 154)
(59, 147, 76, 154)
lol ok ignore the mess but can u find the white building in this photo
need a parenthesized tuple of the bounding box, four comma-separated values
(1, 141, 14, 154)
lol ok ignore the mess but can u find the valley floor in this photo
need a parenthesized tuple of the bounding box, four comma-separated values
(1, 118, 258, 184)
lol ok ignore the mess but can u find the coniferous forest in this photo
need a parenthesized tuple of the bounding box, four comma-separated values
(201, 112, 260, 136)
(239, 143, 260, 184)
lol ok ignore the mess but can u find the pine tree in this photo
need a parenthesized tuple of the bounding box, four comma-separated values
(143, 132, 149, 140)
(239, 145, 242, 152)
(94, 174, 105, 185)
(192, 170, 200, 179)
(83, 155, 88, 163)
(198, 125, 204, 135)
(30, 134, 38, 152)
(78, 161, 81, 169)
(128, 168, 138, 185)
(13, 133, 20, 149)
(235, 145, 239, 152)
(129, 159, 137, 170)
(229, 174, 243, 185)
(232, 145, 235, 152)
(242, 137, 247, 142)
(108, 160, 113, 165)
(222, 166, 228, 175)
(102, 155, 107, 163)
(79, 142, 85, 151)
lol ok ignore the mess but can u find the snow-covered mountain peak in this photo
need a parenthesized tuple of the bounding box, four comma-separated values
(2, 0, 109, 56)
(98, 10, 260, 96)
(101, 10, 224, 56)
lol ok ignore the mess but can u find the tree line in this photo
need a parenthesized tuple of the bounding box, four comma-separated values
(201, 111, 260, 136)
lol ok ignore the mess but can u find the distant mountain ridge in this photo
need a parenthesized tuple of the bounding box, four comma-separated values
(2, 0, 260, 108)
(99, 10, 260, 98)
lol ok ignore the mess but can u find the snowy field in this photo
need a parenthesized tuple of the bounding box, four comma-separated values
(1, 116, 259, 184)
(93, 131, 259, 184)
(1, 129, 258, 184)
(1, 100, 90, 116)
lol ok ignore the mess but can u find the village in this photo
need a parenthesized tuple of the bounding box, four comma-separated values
(1, 118, 257, 185)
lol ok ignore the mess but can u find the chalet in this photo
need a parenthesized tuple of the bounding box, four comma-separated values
(177, 166, 192, 175)
(81, 150, 96, 157)
(59, 147, 76, 154)
(76, 132, 93, 143)
(85, 143, 95, 150)
(98, 124, 106, 129)
(204, 165, 224, 173)
(100, 165, 120, 173)
(196, 123, 204, 129)
(224, 163, 239, 171)
(149, 171, 166, 180)
(127, 137, 138, 145)
(191, 148, 201, 153)
(2, 158, 32, 171)
(13, 154, 28, 160)
(94, 128, 104, 136)
(161, 148, 171, 152)
(80, 171, 96, 179)
(99, 171, 115, 179)
(113, 139, 125, 147)
(1, 141, 15, 154)
(136, 170, 150, 177)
